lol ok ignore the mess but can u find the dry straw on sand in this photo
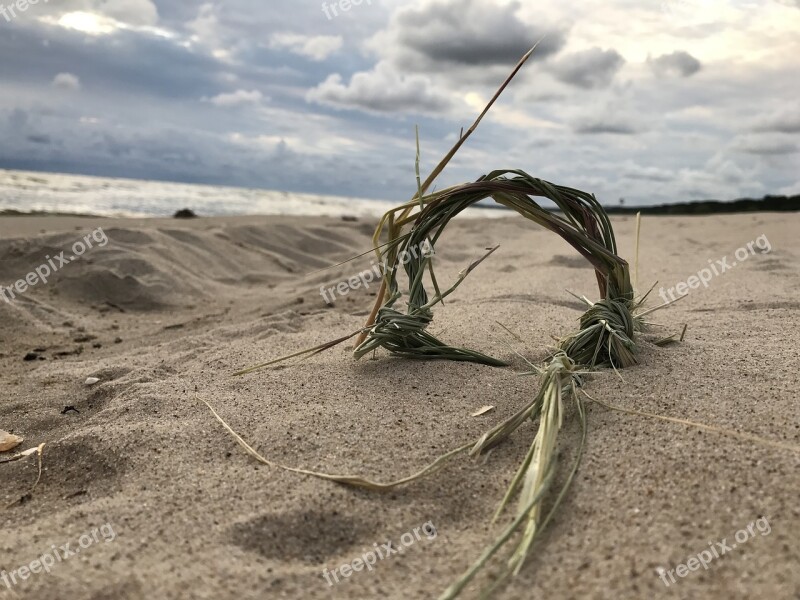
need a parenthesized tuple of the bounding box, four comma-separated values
(1, 441, 45, 509)
(204, 46, 796, 598)
(214, 45, 667, 598)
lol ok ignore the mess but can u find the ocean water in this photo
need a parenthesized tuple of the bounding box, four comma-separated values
(0, 169, 398, 218)
(0, 169, 504, 219)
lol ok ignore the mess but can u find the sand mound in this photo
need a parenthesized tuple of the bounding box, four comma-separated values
(0, 217, 373, 315)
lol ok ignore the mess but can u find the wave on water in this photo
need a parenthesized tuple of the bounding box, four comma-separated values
(0, 169, 506, 219)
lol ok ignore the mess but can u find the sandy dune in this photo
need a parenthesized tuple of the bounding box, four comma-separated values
(1, 213, 798, 599)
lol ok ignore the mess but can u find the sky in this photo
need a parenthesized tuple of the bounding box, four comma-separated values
(0, 0, 798, 206)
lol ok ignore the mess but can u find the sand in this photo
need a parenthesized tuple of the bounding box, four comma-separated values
(1, 212, 798, 600)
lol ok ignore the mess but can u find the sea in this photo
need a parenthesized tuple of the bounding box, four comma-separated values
(0, 169, 503, 219)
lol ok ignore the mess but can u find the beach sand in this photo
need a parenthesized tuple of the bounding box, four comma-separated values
(1, 212, 798, 599)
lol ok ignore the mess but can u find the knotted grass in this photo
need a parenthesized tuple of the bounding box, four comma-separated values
(212, 46, 704, 598)
(222, 172, 659, 597)
(350, 168, 637, 370)
(342, 174, 644, 596)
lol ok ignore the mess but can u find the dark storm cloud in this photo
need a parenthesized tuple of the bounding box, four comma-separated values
(573, 120, 639, 135)
(0, 21, 225, 99)
(574, 123, 638, 135)
(307, 0, 568, 114)
(752, 109, 800, 134)
(392, 0, 566, 67)
(548, 47, 625, 89)
(26, 134, 52, 144)
(733, 134, 798, 155)
(648, 50, 702, 77)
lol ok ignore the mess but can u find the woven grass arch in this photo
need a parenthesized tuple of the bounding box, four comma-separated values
(353, 168, 638, 370)
(221, 47, 678, 599)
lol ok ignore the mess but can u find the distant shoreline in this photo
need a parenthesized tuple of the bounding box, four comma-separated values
(440, 193, 800, 216)
(604, 194, 800, 215)
(0, 209, 103, 218)
(2, 193, 798, 219)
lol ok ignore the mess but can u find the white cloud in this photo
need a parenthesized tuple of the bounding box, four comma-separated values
(187, 3, 218, 41)
(52, 73, 81, 91)
(307, 62, 451, 114)
(55, 12, 121, 35)
(41, 0, 158, 30)
(186, 3, 232, 60)
(270, 34, 343, 61)
(732, 133, 798, 155)
(97, 0, 158, 26)
(206, 90, 264, 107)
(777, 180, 800, 195)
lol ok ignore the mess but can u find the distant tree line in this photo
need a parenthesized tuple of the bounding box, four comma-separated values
(603, 194, 800, 215)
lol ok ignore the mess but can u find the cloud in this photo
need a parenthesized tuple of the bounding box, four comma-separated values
(648, 51, 702, 77)
(621, 162, 673, 182)
(574, 120, 639, 135)
(186, 3, 224, 51)
(95, 0, 159, 26)
(777, 180, 800, 195)
(306, 62, 452, 114)
(548, 47, 625, 89)
(354, 0, 568, 91)
(270, 33, 343, 61)
(732, 133, 798, 155)
(206, 90, 264, 107)
(34, 0, 159, 28)
(0, 23, 226, 100)
(385, 0, 566, 68)
(52, 72, 81, 90)
(572, 110, 644, 135)
(306, 0, 567, 117)
(752, 108, 800, 133)
(26, 134, 53, 145)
